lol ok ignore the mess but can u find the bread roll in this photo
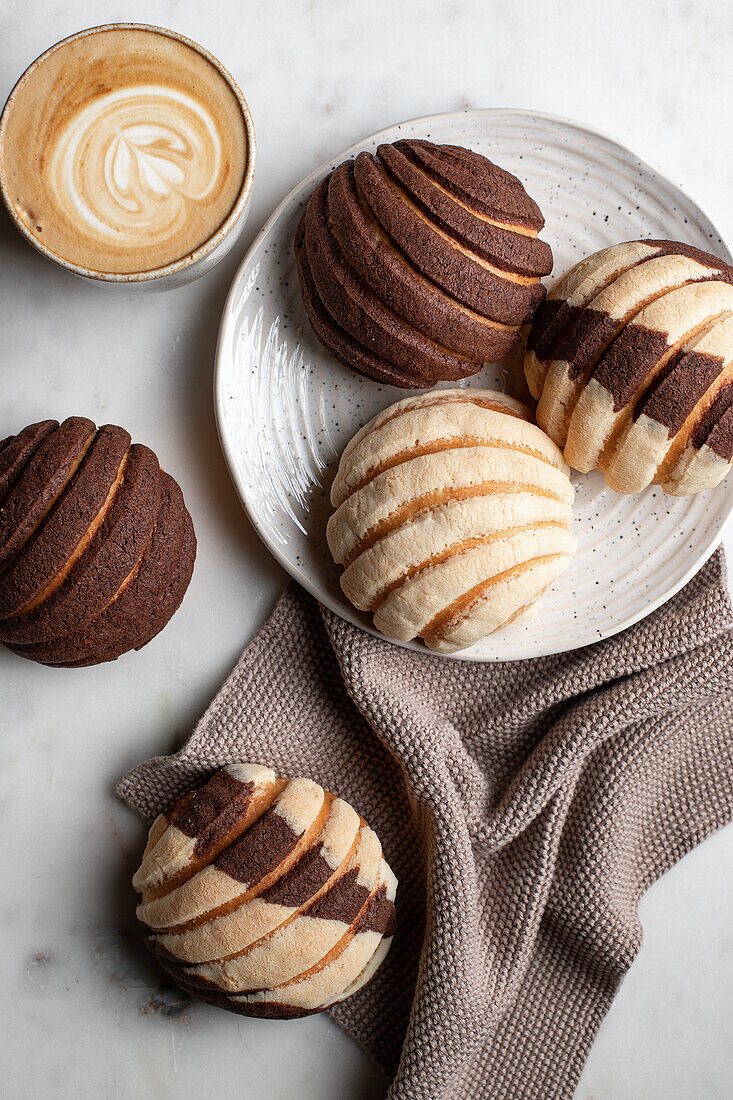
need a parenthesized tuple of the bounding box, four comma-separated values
(0, 417, 195, 664)
(133, 764, 397, 1018)
(296, 140, 552, 388)
(525, 241, 733, 494)
(327, 389, 576, 652)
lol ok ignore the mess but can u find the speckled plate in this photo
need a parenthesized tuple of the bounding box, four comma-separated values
(215, 109, 733, 660)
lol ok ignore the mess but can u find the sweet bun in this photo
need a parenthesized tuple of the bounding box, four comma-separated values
(525, 241, 733, 494)
(327, 389, 576, 653)
(0, 418, 196, 665)
(296, 140, 552, 388)
(133, 764, 397, 1018)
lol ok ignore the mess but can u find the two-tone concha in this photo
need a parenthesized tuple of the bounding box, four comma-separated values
(327, 389, 576, 653)
(525, 241, 733, 495)
(295, 140, 552, 388)
(133, 764, 397, 1018)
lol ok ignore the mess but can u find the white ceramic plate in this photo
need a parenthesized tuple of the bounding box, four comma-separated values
(215, 109, 733, 661)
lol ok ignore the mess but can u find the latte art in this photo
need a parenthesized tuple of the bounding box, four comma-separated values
(49, 85, 225, 250)
(0, 26, 251, 276)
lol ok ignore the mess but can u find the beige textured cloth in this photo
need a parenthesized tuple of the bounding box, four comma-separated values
(118, 550, 733, 1100)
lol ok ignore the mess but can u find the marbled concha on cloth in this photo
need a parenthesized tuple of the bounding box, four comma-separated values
(296, 139, 552, 387)
(525, 240, 733, 494)
(117, 550, 733, 1100)
(133, 763, 396, 1018)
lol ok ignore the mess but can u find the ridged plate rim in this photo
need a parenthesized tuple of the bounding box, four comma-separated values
(214, 107, 733, 661)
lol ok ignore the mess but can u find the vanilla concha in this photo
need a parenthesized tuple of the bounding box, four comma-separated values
(525, 240, 733, 495)
(133, 764, 397, 1018)
(327, 388, 576, 653)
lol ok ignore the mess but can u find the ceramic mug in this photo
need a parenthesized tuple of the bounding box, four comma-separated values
(0, 23, 257, 289)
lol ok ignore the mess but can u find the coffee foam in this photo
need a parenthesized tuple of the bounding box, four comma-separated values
(0, 27, 249, 275)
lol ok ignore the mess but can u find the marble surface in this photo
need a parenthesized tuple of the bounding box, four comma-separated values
(1, 1, 732, 1097)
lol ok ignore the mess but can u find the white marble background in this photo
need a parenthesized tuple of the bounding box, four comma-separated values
(1, 1, 732, 1097)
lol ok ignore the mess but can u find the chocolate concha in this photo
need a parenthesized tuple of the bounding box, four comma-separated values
(0, 418, 196, 665)
(525, 241, 733, 494)
(327, 389, 576, 653)
(296, 139, 552, 388)
(133, 764, 397, 1018)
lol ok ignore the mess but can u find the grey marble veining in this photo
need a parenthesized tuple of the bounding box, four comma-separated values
(0, 1, 732, 1097)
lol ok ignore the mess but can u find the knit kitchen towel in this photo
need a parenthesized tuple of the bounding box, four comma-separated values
(117, 548, 733, 1100)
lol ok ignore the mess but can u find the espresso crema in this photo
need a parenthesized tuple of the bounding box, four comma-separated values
(0, 27, 249, 274)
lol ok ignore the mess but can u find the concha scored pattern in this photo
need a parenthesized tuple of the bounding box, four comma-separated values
(525, 240, 733, 494)
(133, 764, 397, 1018)
(295, 139, 553, 388)
(0, 417, 195, 666)
(327, 388, 576, 653)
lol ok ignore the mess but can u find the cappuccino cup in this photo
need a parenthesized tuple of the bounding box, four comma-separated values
(0, 24, 256, 287)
